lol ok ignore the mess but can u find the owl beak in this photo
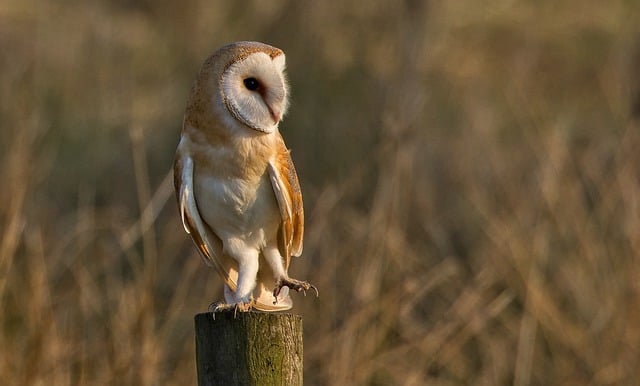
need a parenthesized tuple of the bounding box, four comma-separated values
(268, 106, 282, 125)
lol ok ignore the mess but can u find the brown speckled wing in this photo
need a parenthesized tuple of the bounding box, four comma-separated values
(267, 135, 304, 269)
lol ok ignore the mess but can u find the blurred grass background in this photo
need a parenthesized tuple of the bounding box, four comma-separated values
(2, 0, 640, 384)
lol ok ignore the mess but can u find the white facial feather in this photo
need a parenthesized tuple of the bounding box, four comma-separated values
(220, 52, 289, 134)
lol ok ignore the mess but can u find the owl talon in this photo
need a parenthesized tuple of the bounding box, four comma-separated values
(208, 301, 253, 318)
(274, 278, 319, 300)
(310, 284, 319, 297)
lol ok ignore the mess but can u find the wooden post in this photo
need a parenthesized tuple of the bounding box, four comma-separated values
(194, 312, 303, 386)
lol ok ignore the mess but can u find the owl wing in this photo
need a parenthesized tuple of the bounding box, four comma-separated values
(174, 153, 239, 292)
(267, 135, 304, 270)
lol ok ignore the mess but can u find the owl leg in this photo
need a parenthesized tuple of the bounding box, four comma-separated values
(217, 284, 254, 311)
(262, 246, 318, 301)
(211, 239, 259, 313)
(208, 286, 254, 315)
(209, 298, 253, 317)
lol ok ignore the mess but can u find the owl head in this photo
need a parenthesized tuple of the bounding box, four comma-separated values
(185, 41, 290, 136)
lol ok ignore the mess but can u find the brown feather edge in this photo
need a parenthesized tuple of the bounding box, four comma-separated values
(267, 137, 304, 266)
(283, 144, 304, 257)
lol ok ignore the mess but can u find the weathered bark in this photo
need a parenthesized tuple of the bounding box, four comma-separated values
(195, 312, 303, 386)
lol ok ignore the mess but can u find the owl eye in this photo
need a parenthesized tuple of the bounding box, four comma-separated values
(243, 77, 260, 91)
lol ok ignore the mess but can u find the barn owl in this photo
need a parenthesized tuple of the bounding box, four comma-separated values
(174, 41, 317, 312)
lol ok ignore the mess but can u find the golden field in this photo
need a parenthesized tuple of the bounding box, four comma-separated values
(1, 1, 640, 384)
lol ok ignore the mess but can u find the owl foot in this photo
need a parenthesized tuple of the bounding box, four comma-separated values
(208, 301, 253, 318)
(273, 277, 318, 303)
